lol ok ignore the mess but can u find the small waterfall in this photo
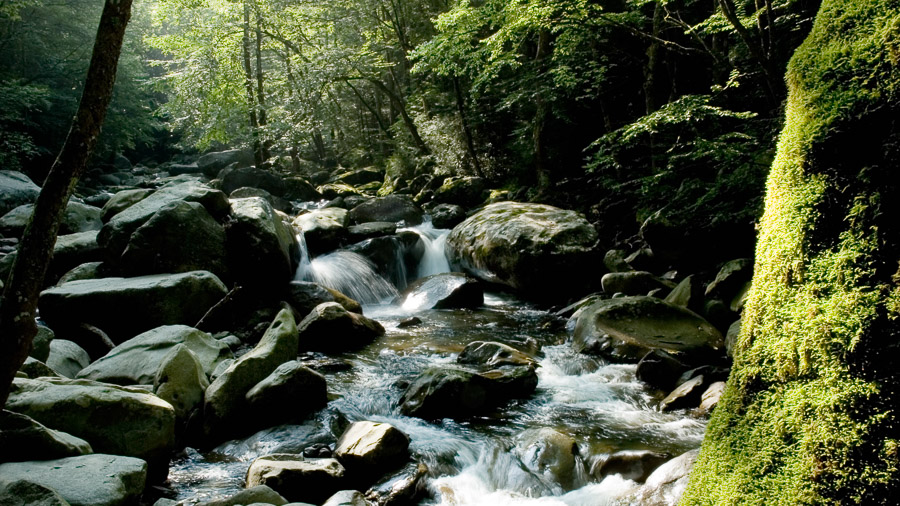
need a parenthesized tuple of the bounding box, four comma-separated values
(294, 232, 399, 304)
(402, 220, 451, 278)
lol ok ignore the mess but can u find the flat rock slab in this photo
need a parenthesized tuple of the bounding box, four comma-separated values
(0, 454, 147, 506)
(39, 271, 227, 343)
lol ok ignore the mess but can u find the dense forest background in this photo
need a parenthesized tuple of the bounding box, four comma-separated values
(1, 0, 820, 262)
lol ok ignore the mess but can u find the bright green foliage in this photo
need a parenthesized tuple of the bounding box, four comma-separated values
(682, 1, 900, 503)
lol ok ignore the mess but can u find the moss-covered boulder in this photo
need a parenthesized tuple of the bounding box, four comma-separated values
(682, 2, 900, 503)
(445, 202, 600, 301)
(572, 296, 723, 363)
(432, 176, 486, 208)
(38, 271, 228, 343)
(348, 194, 423, 226)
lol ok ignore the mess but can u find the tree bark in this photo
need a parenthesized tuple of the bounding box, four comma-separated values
(242, 0, 262, 166)
(0, 0, 133, 408)
(367, 78, 430, 156)
(682, 1, 900, 503)
(453, 76, 483, 178)
(254, 8, 270, 161)
(532, 29, 552, 195)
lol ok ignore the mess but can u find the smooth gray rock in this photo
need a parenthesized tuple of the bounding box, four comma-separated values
(30, 326, 54, 362)
(18, 357, 60, 379)
(593, 450, 669, 484)
(45, 340, 90, 379)
(100, 189, 154, 223)
(0, 478, 71, 506)
(227, 197, 298, 289)
(6, 377, 174, 480)
(446, 202, 599, 301)
(197, 149, 254, 178)
(154, 344, 210, 421)
(0, 410, 92, 463)
(39, 271, 228, 343)
(245, 361, 327, 425)
(221, 166, 286, 196)
(0, 454, 146, 506)
(628, 450, 699, 505)
(195, 485, 288, 506)
(245, 455, 346, 504)
(322, 490, 370, 506)
(514, 428, 580, 491)
(457, 341, 535, 369)
(297, 302, 384, 353)
(77, 325, 230, 385)
(601, 271, 673, 297)
(349, 195, 423, 226)
(334, 421, 409, 476)
(293, 208, 349, 255)
(0, 170, 40, 215)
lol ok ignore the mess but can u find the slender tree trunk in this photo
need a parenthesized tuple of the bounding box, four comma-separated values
(0, 0, 133, 408)
(345, 80, 394, 141)
(532, 29, 552, 195)
(367, 78, 430, 156)
(453, 76, 483, 178)
(254, 10, 270, 161)
(643, 1, 664, 115)
(717, 0, 780, 100)
(242, 0, 262, 166)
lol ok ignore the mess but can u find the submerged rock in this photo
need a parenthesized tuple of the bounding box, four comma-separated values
(445, 202, 599, 301)
(572, 296, 724, 363)
(457, 341, 535, 368)
(39, 271, 228, 344)
(246, 455, 347, 504)
(6, 377, 174, 481)
(514, 428, 580, 491)
(0, 454, 147, 506)
(594, 450, 669, 483)
(627, 449, 699, 505)
(397, 272, 483, 310)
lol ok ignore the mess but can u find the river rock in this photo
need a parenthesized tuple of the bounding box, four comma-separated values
(334, 421, 410, 478)
(705, 258, 753, 301)
(39, 271, 228, 343)
(204, 309, 299, 442)
(98, 180, 230, 257)
(515, 428, 580, 490)
(298, 302, 384, 353)
(284, 281, 338, 316)
(101, 188, 154, 223)
(50, 232, 102, 281)
(0, 479, 70, 506)
(19, 357, 60, 379)
(56, 261, 103, 285)
(603, 249, 630, 273)
(663, 275, 704, 314)
(119, 201, 229, 280)
(31, 325, 54, 362)
(429, 203, 466, 229)
(628, 449, 699, 505)
(348, 222, 397, 241)
(230, 186, 292, 213)
(601, 271, 673, 297)
(323, 490, 370, 506)
(6, 377, 174, 480)
(0, 201, 101, 238)
(445, 202, 599, 301)
(432, 176, 485, 208)
(227, 197, 298, 289)
(331, 167, 385, 187)
(0, 410, 92, 463)
(283, 176, 321, 202)
(45, 340, 90, 379)
(196, 485, 289, 506)
(397, 272, 483, 310)
(572, 296, 724, 363)
(364, 461, 428, 506)
(635, 350, 692, 391)
(725, 318, 741, 358)
(197, 149, 255, 177)
(221, 166, 287, 196)
(0, 454, 147, 506)
(593, 450, 669, 483)
(659, 375, 706, 412)
(245, 361, 327, 425)
(349, 195, 423, 226)
(0, 170, 40, 215)
(78, 325, 229, 386)
(398, 365, 537, 420)
(246, 455, 347, 504)
(697, 381, 726, 414)
(318, 183, 361, 200)
(457, 341, 535, 368)
(154, 344, 210, 422)
(294, 207, 349, 255)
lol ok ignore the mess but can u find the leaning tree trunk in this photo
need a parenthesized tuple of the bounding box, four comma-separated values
(0, 0, 133, 408)
(681, 1, 900, 504)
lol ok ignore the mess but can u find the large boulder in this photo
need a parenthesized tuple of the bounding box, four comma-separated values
(221, 166, 287, 197)
(514, 428, 580, 491)
(245, 361, 328, 425)
(245, 455, 347, 504)
(0, 201, 101, 238)
(330, 167, 385, 187)
(6, 377, 174, 480)
(334, 421, 410, 478)
(119, 201, 229, 280)
(572, 296, 724, 363)
(197, 148, 254, 178)
(98, 181, 230, 258)
(195, 485, 288, 506)
(0, 410, 92, 463)
(432, 176, 486, 208)
(397, 272, 483, 311)
(38, 271, 228, 343)
(227, 197, 298, 288)
(0, 170, 40, 215)
(284, 281, 339, 316)
(0, 454, 147, 506)
(0, 479, 70, 506)
(297, 302, 384, 353)
(154, 344, 210, 422)
(294, 208, 349, 255)
(445, 202, 600, 301)
(348, 195, 423, 226)
(283, 176, 321, 202)
(203, 309, 299, 442)
(77, 325, 230, 386)
(0, 231, 103, 286)
(429, 203, 466, 229)
(601, 271, 673, 296)
(100, 188, 154, 223)
(45, 340, 90, 379)
(398, 365, 537, 420)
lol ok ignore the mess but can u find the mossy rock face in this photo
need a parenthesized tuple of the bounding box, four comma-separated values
(445, 202, 600, 302)
(348, 194, 423, 226)
(682, 2, 900, 504)
(433, 176, 487, 208)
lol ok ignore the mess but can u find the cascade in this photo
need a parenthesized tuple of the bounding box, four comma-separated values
(402, 220, 451, 278)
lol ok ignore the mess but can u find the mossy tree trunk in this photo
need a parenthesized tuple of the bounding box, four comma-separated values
(681, 1, 900, 504)
(0, 0, 133, 408)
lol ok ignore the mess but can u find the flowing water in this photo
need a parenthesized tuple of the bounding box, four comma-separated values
(166, 223, 706, 505)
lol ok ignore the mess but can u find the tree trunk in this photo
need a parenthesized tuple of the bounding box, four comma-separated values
(367, 78, 430, 156)
(532, 29, 552, 195)
(0, 0, 133, 408)
(242, 0, 262, 166)
(254, 9, 270, 161)
(682, 1, 900, 503)
(453, 76, 483, 178)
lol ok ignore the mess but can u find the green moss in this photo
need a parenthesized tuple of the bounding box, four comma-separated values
(681, 1, 900, 504)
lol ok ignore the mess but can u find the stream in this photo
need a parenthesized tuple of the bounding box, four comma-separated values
(163, 222, 706, 505)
